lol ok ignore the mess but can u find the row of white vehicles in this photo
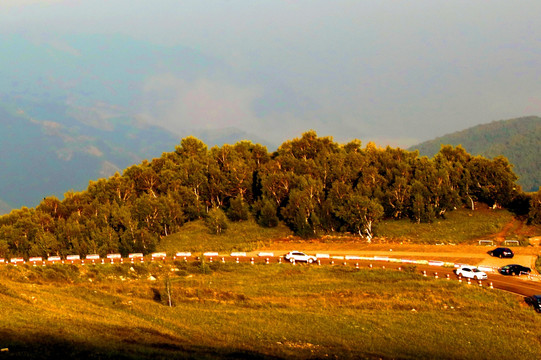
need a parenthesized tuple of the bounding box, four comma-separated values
(285, 251, 490, 280)
(284, 251, 490, 279)
(285, 251, 532, 280)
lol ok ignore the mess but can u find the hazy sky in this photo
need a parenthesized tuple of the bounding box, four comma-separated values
(2, 0, 541, 147)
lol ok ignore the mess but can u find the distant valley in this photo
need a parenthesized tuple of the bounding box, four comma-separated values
(0, 34, 274, 213)
(2, 96, 538, 213)
(0, 97, 272, 212)
(0, 34, 539, 213)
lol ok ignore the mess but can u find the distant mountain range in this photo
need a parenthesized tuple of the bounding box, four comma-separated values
(0, 96, 273, 212)
(1, 33, 539, 213)
(409, 116, 541, 192)
(0, 34, 275, 213)
(0, 96, 174, 210)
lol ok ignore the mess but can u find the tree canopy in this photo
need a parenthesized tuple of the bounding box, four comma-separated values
(411, 116, 540, 192)
(0, 131, 535, 258)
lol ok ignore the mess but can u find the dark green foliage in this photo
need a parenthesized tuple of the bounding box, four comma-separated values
(411, 116, 541, 192)
(227, 195, 249, 222)
(0, 132, 529, 257)
(334, 192, 384, 239)
(506, 192, 531, 216)
(204, 207, 228, 234)
(255, 199, 279, 228)
(528, 190, 541, 225)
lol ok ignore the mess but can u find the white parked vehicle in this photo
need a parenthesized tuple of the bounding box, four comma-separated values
(284, 251, 317, 264)
(454, 265, 488, 280)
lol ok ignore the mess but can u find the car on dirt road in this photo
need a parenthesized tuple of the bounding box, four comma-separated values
(499, 264, 531, 276)
(525, 295, 541, 313)
(284, 251, 317, 263)
(454, 265, 488, 280)
(488, 247, 514, 258)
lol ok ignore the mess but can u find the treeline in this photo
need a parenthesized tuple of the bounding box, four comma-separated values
(1, 131, 539, 258)
(412, 116, 541, 192)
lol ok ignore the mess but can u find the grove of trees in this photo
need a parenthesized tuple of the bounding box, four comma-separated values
(0, 131, 538, 258)
(412, 116, 540, 192)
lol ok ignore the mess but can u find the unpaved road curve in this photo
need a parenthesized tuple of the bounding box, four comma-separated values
(251, 243, 540, 274)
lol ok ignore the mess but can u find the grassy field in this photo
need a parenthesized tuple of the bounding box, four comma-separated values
(375, 208, 515, 244)
(2, 209, 540, 358)
(1, 262, 540, 359)
(158, 208, 532, 254)
(158, 219, 293, 253)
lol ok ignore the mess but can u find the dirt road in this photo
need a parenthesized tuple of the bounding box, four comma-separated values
(251, 242, 540, 273)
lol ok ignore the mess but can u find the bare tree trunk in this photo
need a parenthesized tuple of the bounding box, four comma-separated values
(165, 275, 172, 307)
(364, 220, 373, 243)
(468, 195, 475, 211)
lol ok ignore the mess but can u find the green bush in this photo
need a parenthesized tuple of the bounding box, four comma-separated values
(205, 207, 229, 234)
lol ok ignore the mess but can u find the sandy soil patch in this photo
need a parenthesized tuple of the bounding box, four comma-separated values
(255, 241, 540, 273)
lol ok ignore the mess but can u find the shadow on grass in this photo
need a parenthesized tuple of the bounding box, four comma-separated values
(0, 330, 283, 360)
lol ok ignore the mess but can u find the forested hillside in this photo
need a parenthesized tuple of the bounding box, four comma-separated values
(410, 116, 541, 192)
(1, 131, 539, 259)
(0, 98, 180, 211)
(0, 97, 275, 213)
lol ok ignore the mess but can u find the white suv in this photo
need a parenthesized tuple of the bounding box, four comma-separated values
(284, 251, 317, 264)
(454, 265, 488, 280)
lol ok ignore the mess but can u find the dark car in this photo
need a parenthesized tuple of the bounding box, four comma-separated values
(488, 247, 514, 258)
(499, 264, 531, 276)
(525, 295, 541, 313)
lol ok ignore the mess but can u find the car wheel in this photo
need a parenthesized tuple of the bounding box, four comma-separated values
(289, 258, 295, 263)
(308, 258, 313, 264)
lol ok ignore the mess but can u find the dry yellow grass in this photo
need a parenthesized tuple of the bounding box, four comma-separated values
(1, 262, 541, 359)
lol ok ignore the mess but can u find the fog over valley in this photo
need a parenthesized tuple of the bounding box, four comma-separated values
(1, 1, 540, 210)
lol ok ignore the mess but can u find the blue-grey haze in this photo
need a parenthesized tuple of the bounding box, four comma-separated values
(0, 0, 540, 211)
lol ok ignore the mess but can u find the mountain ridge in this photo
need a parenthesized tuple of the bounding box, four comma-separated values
(409, 116, 541, 192)
(0, 33, 280, 213)
(0, 96, 272, 213)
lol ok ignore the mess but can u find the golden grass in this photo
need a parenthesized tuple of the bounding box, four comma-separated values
(158, 217, 293, 253)
(1, 263, 540, 359)
(376, 208, 514, 244)
(158, 208, 533, 256)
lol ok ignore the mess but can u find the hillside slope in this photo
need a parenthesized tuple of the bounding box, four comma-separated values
(410, 116, 541, 192)
(1, 263, 541, 359)
(0, 99, 181, 211)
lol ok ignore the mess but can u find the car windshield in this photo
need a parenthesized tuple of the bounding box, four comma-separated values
(472, 268, 482, 272)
